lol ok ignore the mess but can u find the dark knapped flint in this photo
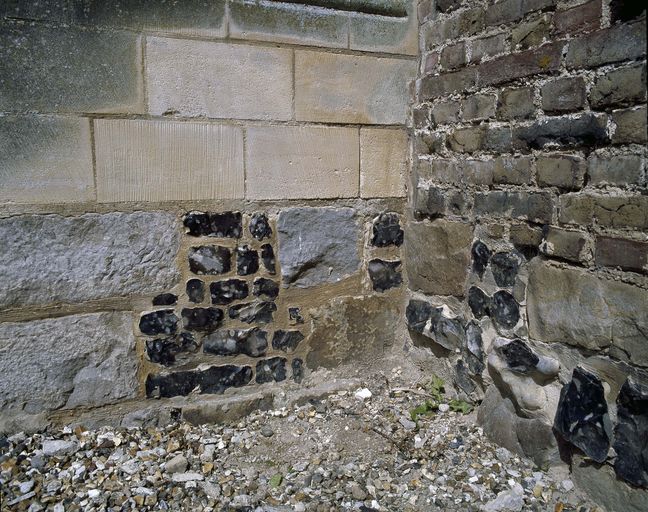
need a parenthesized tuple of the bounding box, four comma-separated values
(253, 278, 279, 299)
(249, 213, 272, 241)
(256, 357, 287, 384)
(433, 316, 465, 350)
(292, 358, 304, 384)
(499, 338, 540, 373)
(183, 211, 242, 238)
(272, 330, 305, 353)
(465, 322, 485, 375)
(613, 378, 648, 488)
(186, 279, 205, 303)
(289, 307, 304, 324)
(368, 259, 403, 292)
(228, 301, 277, 324)
(261, 244, 276, 274)
(371, 213, 404, 247)
(554, 366, 610, 463)
(237, 245, 259, 276)
(490, 290, 520, 328)
(455, 359, 476, 394)
(472, 241, 492, 277)
(210, 279, 249, 305)
(405, 299, 433, 333)
(183, 211, 210, 236)
(468, 286, 490, 318)
(188, 245, 231, 275)
(203, 328, 268, 358)
(146, 332, 199, 366)
(152, 293, 177, 306)
(145, 364, 252, 398)
(181, 307, 224, 332)
(491, 252, 522, 287)
(139, 310, 178, 335)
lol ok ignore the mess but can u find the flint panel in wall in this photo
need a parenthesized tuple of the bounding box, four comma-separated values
(246, 125, 359, 200)
(146, 38, 293, 120)
(95, 119, 244, 202)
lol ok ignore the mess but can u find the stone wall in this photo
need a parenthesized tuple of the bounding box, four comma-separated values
(408, 0, 647, 508)
(0, 1, 415, 431)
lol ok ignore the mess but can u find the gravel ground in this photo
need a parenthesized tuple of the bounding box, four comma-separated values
(1, 369, 602, 512)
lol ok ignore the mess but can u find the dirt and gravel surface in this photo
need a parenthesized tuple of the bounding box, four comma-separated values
(1, 368, 602, 512)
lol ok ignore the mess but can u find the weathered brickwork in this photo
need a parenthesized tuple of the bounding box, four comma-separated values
(411, 0, 647, 504)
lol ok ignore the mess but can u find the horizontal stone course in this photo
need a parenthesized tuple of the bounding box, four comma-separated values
(587, 154, 644, 187)
(590, 64, 647, 109)
(360, 128, 408, 198)
(559, 194, 648, 230)
(474, 190, 554, 223)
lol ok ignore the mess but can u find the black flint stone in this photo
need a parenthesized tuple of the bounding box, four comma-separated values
(186, 279, 205, 303)
(491, 252, 522, 288)
(371, 213, 404, 247)
(406, 299, 433, 333)
(181, 307, 224, 332)
(229, 301, 277, 324)
(253, 278, 279, 299)
(139, 310, 178, 336)
(210, 279, 249, 305)
(152, 293, 177, 306)
(468, 286, 491, 318)
(188, 246, 231, 275)
(555, 367, 610, 463)
(368, 259, 403, 292)
(256, 357, 287, 384)
(499, 339, 540, 373)
(433, 316, 465, 351)
(472, 241, 492, 277)
(455, 360, 476, 395)
(146, 332, 199, 366)
(464, 322, 485, 375)
(289, 307, 304, 324)
(183, 211, 242, 238)
(261, 244, 276, 274)
(490, 290, 520, 329)
(249, 213, 272, 241)
(237, 245, 259, 276)
(272, 330, 305, 353)
(146, 365, 252, 398)
(203, 328, 268, 358)
(613, 378, 648, 488)
(292, 359, 304, 384)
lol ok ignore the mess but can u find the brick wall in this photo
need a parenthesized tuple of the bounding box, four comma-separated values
(408, 0, 647, 506)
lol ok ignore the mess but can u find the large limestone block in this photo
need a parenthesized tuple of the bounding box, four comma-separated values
(146, 38, 292, 120)
(0, 212, 180, 309)
(295, 51, 416, 124)
(349, 0, 418, 55)
(360, 128, 408, 198)
(277, 207, 361, 288)
(527, 260, 648, 366)
(0, 115, 94, 204)
(0, 312, 138, 415)
(0, 23, 142, 113)
(245, 125, 359, 200)
(95, 119, 244, 202)
(405, 219, 474, 297)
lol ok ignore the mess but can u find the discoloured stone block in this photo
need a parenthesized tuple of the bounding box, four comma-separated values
(95, 119, 244, 202)
(349, 9, 418, 55)
(559, 194, 648, 230)
(360, 128, 407, 198)
(566, 21, 646, 69)
(0, 23, 142, 113)
(0, 115, 94, 204)
(0, 212, 180, 308)
(295, 50, 415, 124)
(246, 125, 359, 200)
(0, 313, 137, 415)
(146, 38, 292, 120)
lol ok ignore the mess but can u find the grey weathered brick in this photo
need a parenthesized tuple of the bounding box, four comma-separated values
(511, 14, 551, 50)
(419, 67, 477, 99)
(588, 154, 644, 186)
(469, 33, 507, 63)
(590, 64, 647, 108)
(540, 226, 590, 263)
(541, 77, 587, 113)
(536, 154, 586, 190)
(485, 0, 555, 27)
(477, 42, 562, 87)
(553, 0, 602, 36)
(448, 126, 510, 153)
(422, 7, 484, 48)
(596, 236, 648, 274)
(415, 132, 445, 155)
(510, 223, 543, 249)
(0, 23, 142, 113)
(441, 41, 466, 70)
(421, 159, 460, 184)
(461, 159, 495, 186)
(415, 185, 471, 217)
(474, 191, 554, 223)
(560, 194, 648, 229)
(462, 94, 497, 121)
(566, 21, 646, 69)
(513, 113, 609, 151)
(493, 156, 534, 185)
(430, 100, 461, 125)
(412, 106, 430, 129)
(497, 87, 535, 120)
(611, 106, 648, 145)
